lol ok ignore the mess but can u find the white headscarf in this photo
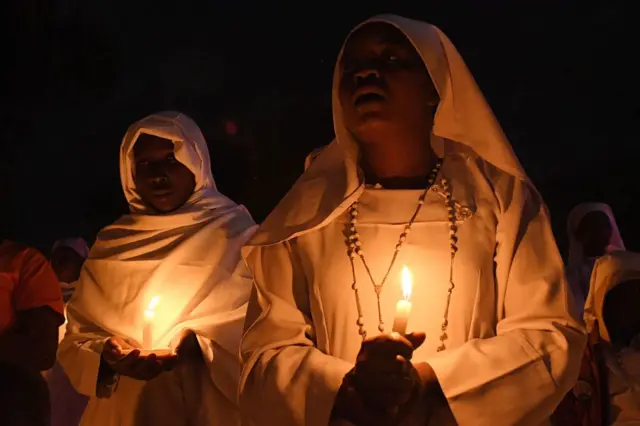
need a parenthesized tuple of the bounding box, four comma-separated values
(567, 203, 625, 271)
(53, 237, 90, 260)
(247, 14, 529, 248)
(566, 203, 625, 308)
(67, 111, 256, 350)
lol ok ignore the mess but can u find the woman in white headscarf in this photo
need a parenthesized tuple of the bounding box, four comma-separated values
(58, 111, 256, 426)
(553, 251, 640, 425)
(239, 15, 585, 426)
(567, 203, 625, 310)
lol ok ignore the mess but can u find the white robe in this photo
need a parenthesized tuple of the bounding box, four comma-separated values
(241, 152, 585, 426)
(58, 111, 256, 426)
(239, 15, 586, 426)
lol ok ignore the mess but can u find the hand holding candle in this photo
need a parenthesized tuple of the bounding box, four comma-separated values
(392, 266, 413, 335)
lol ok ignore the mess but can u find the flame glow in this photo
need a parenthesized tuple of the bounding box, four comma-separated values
(401, 266, 413, 300)
(144, 296, 161, 321)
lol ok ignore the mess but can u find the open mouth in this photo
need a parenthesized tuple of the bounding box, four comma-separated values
(354, 92, 385, 107)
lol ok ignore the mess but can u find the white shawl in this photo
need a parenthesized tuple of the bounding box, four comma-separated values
(60, 111, 256, 425)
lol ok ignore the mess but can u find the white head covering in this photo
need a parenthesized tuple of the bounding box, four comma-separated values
(246, 15, 529, 248)
(52, 237, 89, 259)
(584, 251, 640, 343)
(566, 203, 625, 307)
(567, 202, 625, 271)
(120, 110, 226, 214)
(67, 110, 256, 350)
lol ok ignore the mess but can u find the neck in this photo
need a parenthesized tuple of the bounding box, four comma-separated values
(360, 140, 437, 189)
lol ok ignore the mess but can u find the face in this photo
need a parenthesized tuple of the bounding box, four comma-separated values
(575, 211, 613, 257)
(338, 22, 438, 146)
(603, 279, 640, 347)
(133, 134, 196, 213)
(51, 246, 85, 283)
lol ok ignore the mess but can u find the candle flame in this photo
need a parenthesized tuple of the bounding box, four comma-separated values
(144, 296, 161, 320)
(401, 266, 412, 300)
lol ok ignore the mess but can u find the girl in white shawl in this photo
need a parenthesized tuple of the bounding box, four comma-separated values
(239, 15, 585, 426)
(58, 111, 256, 426)
(567, 203, 625, 310)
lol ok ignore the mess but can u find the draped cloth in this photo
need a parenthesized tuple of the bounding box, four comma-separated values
(239, 15, 585, 426)
(58, 111, 256, 426)
(567, 203, 625, 309)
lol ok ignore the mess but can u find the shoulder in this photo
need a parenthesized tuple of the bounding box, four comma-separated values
(0, 241, 48, 268)
(445, 147, 543, 216)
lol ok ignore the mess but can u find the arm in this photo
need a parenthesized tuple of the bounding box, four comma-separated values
(0, 248, 64, 371)
(423, 178, 586, 425)
(239, 241, 353, 426)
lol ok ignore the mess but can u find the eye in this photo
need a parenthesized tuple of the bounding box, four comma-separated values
(137, 160, 149, 167)
(386, 54, 399, 64)
(167, 154, 178, 163)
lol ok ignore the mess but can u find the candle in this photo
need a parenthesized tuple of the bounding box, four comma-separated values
(392, 266, 413, 335)
(142, 296, 161, 349)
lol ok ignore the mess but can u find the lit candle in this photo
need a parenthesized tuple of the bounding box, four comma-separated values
(392, 266, 413, 335)
(143, 296, 161, 349)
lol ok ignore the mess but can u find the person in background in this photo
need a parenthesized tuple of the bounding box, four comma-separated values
(567, 203, 625, 311)
(51, 237, 89, 303)
(239, 15, 585, 426)
(0, 239, 65, 425)
(552, 251, 640, 425)
(58, 111, 256, 426)
(48, 237, 90, 426)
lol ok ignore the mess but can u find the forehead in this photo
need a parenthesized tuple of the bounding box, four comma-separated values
(133, 133, 174, 157)
(52, 246, 82, 259)
(343, 22, 414, 57)
(579, 210, 612, 228)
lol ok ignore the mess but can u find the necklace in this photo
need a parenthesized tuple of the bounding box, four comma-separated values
(346, 158, 459, 352)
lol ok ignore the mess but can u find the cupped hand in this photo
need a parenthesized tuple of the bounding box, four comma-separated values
(354, 332, 426, 410)
(102, 336, 177, 381)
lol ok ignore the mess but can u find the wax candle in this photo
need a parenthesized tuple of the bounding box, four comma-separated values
(142, 296, 161, 349)
(392, 266, 413, 335)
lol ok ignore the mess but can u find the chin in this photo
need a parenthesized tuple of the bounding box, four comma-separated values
(351, 116, 396, 145)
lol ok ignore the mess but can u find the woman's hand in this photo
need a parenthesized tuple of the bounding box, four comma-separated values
(331, 370, 397, 426)
(101, 336, 177, 381)
(354, 332, 426, 412)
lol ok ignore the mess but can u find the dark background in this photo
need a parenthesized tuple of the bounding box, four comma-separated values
(1, 1, 635, 259)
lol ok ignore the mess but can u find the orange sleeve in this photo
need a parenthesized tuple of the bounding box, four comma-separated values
(15, 247, 65, 319)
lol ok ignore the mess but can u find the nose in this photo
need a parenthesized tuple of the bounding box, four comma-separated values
(150, 175, 169, 186)
(353, 67, 381, 85)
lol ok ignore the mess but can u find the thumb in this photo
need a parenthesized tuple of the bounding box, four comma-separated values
(405, 331, 426, 349)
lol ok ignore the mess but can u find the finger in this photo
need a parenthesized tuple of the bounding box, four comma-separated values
(360, 335, 414, 360)
(356, 355, 409, 375)
(405, 332, 426, 350)
(112, 350, 141, 369)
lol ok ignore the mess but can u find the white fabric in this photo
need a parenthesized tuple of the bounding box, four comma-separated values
(58, 111, 256, 426)
(583, 251, 640, 424)
(53, 237, 90, 260)
(239, 15, 585, 426)
(567, 203, 625, 307)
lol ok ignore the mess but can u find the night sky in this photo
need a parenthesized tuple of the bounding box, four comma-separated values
(2, 1, 634, 258)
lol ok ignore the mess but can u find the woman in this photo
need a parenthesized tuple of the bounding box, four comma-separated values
(0, 239, 64, 425)
(239, 15, 585, 426)
(58, 111, 256, 426)
(567, 203, 625, 310)
(553, 251, 640, 425)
